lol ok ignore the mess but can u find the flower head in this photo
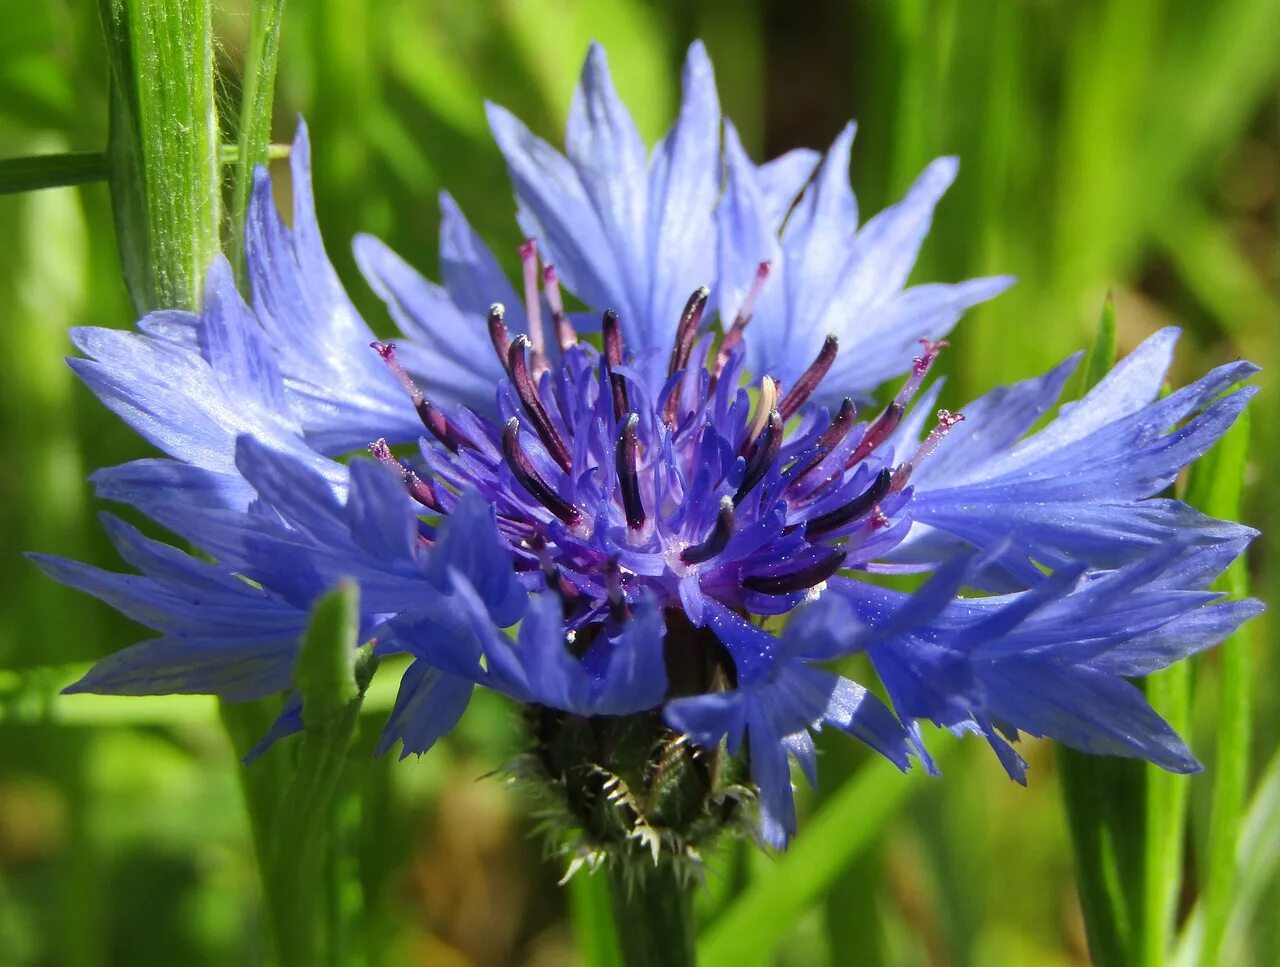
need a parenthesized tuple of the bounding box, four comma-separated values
(37, 41, 1259, 854)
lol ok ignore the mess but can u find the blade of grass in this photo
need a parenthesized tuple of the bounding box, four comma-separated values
(1172, 747, 1280, 967)
(1057, 299, 1149, 967)
(698, 750, 947, 965)
(1184, 409, 1253, 967)
(230, 0, 286, 280)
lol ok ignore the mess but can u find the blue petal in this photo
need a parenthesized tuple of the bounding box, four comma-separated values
(425, 491, 528, 626)
(377, 659, 474, 758)
(63, 634, 297, 700)
(485, 101, 623, 319)
(589, 598, 667, 714)
(566, 43, 650, 327)
(244, 123, 420, 454)
(645, 41, 721, 351)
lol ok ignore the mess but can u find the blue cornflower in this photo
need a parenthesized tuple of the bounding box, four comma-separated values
(36, 41, 1259, 852)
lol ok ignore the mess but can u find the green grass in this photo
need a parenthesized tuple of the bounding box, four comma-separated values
(0, 1, 1276, 964)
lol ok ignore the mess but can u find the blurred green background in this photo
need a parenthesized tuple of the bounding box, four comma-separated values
(1, 1, 1277, 964)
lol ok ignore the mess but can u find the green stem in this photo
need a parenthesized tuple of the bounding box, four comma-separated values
(97, 0, 220, 313)
(607, 861, 696, 967)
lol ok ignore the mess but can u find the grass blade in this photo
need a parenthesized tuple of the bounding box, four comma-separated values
(1185, 409, 1253, 967)
(230, 0, 286, 279)
(698, 752, 944, 965)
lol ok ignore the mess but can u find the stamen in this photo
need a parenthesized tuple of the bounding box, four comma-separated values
(743, 547, 846, 594)
(846, 402, 903, 467)
(741, 377, 779, 455)
(602, 309, 629, 420)
(371, 341, 460, 451)
(667, 287, 711, 379)
(890, 409, 965, 492)
(662, 287, 711, 428)
(787, 398, 857, 489)
(543, 264, 577, 349)
(893, 338, 948, 409)
(713, 261, 771, 379)
(369, 439, 442, 511)
(818, 398, 858, 450)
(806, 467, 893, 537)
(681, 496, 735, 564)
(502, 417, 581, 525)
(487, 303, 512, 364)
(735, 409, 783, 504)
(507, 335, 573, 473)
(779, 333, 838, 420)
(518, 239, 547, 371)
(615, 414, 645, 530)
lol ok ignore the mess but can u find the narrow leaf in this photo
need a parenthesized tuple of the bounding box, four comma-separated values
(0, 152, 109, 194)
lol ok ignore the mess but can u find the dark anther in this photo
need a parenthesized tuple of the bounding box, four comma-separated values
(371, 342, 461, 451)
(602, 308, 629, 420)
(779, 334, 838, 421)
(403, 468, 443, 512)
(743, 547, 847, 594)
(734, 409, 784, 504)
(487, 303, 512, 364)
(615, 414, 646, 529)
(806, 467, 893, 537)
(786, 398, 857, 490)
(847, 402, 904, 467)
(666, 286, 711, 379)
(502, 417, 582, 526)
(681, 496, 735, 565)
(506, 335, 573, 473)
(818, 398, 858, 450)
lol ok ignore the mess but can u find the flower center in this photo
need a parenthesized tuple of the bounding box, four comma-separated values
(366, 246, 962, 639)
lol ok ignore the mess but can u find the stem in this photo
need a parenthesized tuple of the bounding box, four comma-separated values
(607, 860, 696, 967)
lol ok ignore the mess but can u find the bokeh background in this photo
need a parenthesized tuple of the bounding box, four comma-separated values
(1, 1, 1278, 964)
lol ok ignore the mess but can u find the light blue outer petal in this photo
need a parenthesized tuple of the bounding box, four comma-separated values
(244, 123, 421, 454)
(488, 42, 722, 356)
